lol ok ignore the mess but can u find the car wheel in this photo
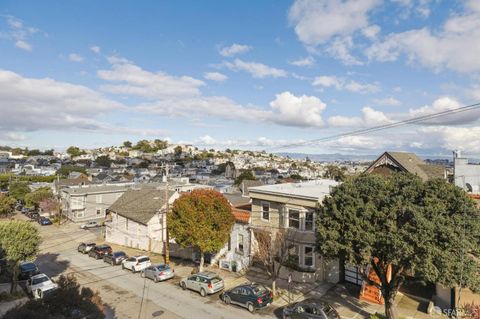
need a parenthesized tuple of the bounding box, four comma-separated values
(141, 271, 145, 278)
(122, 264, 125, 270)
(247, 302, 255, 313)
(180, 282, 186, 290)
(132, 266, 137, 273)
(111, 260, 114, 266)
(223, 295, 231, 305)
(153, 276, 159, 283)
(200, 288, 207, 297)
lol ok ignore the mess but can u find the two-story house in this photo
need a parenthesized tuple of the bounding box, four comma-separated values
(61, 184, 132, 223)
(249, 179, 340, 284)
(105, 187, 179, 254)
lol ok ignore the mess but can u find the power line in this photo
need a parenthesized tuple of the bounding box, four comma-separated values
(268, 101, 480, 151)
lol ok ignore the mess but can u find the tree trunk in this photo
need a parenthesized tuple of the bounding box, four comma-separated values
(272, 278, 277, 297)
(384, 294, 398, 319)
(199, 252, 204, 272)
(10, 262, 18, 294)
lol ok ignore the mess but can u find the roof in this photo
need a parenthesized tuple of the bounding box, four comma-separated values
(366, 151, 446, 181)
(223, 193, 251, 207)
(108, 187, 176, 225)
(249, 179, 339, 201)
(232, 207, 250, 224)
(62, 184, 132, 195)
(241, 180, 264, 196)
(55, 176, 91, 188)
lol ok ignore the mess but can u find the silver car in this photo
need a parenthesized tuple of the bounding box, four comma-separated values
(141, 264, 174, 282)
(180, 271, 224, 297)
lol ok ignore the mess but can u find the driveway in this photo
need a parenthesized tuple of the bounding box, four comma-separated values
(35, 222, 277, 319)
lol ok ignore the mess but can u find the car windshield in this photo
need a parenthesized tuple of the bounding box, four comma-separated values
(32, 276, 49, 285)
(138, 257, 149, 263)
(20, 263, 37, 272)
(99, 246, 110, 250)
(252, 285, 267, 295)
(114, 252, 125, 257)
(210, 277, 222, 284)
(156, 265, 168, 271)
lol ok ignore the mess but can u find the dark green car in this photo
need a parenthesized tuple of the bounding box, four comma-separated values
(221, 283, 272, 313)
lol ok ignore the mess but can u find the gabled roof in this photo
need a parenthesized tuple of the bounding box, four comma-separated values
(108, 188, 176, 225)
(366, 151, 446, 181)
(231, 207, 250, 224)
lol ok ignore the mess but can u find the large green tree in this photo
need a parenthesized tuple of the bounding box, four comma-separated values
(0, 194, 16, 217)
(25, 187, 53, 209)
(66, 146, 85, 158)
(3, 274, 104, 319)
(0, 220, 41, 293)
(94, 155, 112, 168)
(317, 173, 480, 319)
(322, 164, 347, 181)
(56, 165, 87, 178)
(168, 189, 235, 271)
(234, 170, 256, 185)
(8, 181, 31, 201)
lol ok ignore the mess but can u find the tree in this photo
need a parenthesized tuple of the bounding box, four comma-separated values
(234, 170, 256, 185)
(3, 274, 104, 319)
(39, 198, 60, 217)
(66, 146, 85, 158)
(133, 139, 154, 153)
(0, 220, 41, 293)
(253, 230, 295, 296)
(174, 145, 183, 157)
(154, 139, 168, 150)
(123, 140, 132, 148)
(317, 173, 480, 319)
(168, 189, 235, 272)
(322, 164, 346, 182)
(0, 194, 16, 217)
(56, 165, 87, 178)
(94, 155, 112, 168)
(8, 181, 31, 201)
(25, 187, 53, 209)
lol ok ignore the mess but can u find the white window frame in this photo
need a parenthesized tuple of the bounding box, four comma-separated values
(288, 209, 301, 230)
(95, 195, 102, 204)
(287, 209, 315, 232)
(302, 245, 315, 268)
(237, 233, 244, 254)
(96, 208, 101, 215)
(260, 202, 270, 221)
(304, 210, 315, 232)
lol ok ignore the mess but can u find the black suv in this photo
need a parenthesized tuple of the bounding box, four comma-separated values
(103, 251, 127, 265)
(88, 245, 112, 259)
(18, 261, 40, 281)
(222, 283, 272, 313)
(77, 242, 96, 254)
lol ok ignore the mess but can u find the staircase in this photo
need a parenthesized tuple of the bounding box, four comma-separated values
(359, 265, 384, 305)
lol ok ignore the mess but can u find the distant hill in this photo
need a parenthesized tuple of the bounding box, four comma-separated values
(277, 152, 457, 163)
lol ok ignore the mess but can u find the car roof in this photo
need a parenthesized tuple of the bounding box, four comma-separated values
(31, 273, 48, 280)
(196, 271, 218, 278)
(134, 255, 149, 258)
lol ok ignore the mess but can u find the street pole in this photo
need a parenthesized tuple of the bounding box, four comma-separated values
(164, 164, 170, 265)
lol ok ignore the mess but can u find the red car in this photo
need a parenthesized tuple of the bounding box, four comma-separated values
(88, 245, 112, 259)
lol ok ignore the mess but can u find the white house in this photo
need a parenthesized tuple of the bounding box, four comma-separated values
(106, 187, 179, 254)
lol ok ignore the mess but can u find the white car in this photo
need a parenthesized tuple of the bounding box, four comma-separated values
(80, 221, 99, 229)
(121, 256, 151, 273)
(27, 273, 58, 299)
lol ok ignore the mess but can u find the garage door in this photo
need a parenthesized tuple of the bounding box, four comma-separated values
(345, 265, 363, 285)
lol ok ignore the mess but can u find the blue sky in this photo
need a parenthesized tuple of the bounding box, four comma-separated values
(1, 0, 480, 156)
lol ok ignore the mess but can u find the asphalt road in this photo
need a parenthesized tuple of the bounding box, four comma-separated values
(35, 222, 277, 319)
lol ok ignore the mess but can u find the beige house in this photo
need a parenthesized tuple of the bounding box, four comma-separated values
(105, 187, 178, 254)
(61, 184, 132, 223)
(249, 180, 340, 284)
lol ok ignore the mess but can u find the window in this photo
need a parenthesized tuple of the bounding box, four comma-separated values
(237, 234, 244, 253)
(261, 203, 270, 221)
(95, 195, 102, 203)
(288, 244, 299, 265)
(96, 208, 101, 215)
(289, 210, 300, 229)
(305, 211, 314, 231)
(303, 246, 314, 267)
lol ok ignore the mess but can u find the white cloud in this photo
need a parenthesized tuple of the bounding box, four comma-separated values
(290, 56, 315, 67)
(288, 0, 380, 46)
(327, 106, 391, 127)
(420, 126, 480, 153)
(204, 72, 228, 82)
(1, 16, 38, 51)
(407, 96, 480, 125)
(0, 69, 123, 134)
(362, 24, 381, 39)
(90, 45, 101, 54)
(326, 36, 363, 65)
(366, 1, 480, 73)
(68, 53, 84, 63)
(0, 132, 26, 142)
(313, 75, 380, 94)
(373, 97, 401, 106)
(98, 56, 205, 99)
(223, 59, 288, 78)
(269, 91, 326, 127)
(219, 43, 252, 57)
(199, 135, 217, 145)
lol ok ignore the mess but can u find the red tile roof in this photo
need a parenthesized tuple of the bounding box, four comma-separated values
(231, 208, 250, 224)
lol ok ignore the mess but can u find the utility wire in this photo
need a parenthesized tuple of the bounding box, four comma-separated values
(268, 101, 480, 151)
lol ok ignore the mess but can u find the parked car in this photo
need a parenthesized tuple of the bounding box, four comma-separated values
(282, 300, 340, 319)
(141, 264, 174, 282)
(38, 217, 52, 226)
(80, 221, 99, 229)
(88, 244, 112, 259)
(29, 211, 40, 220)
(26, 273, 58, 299)
(121, 256, 151, 273)
(180, 271, 224, 297)
(77, 242, 96, 254)
(103, 251, 128, 265)
(18, 261, 40, 280)
(21, 207, 29, 214)
(222, 283, 273, 313)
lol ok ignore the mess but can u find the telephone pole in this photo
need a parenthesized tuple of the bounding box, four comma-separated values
(163, 164, 170, 265)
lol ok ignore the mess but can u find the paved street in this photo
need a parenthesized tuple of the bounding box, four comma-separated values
(35, 222, 277, 319)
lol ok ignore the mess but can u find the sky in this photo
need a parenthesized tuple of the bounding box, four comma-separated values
(1, 0, 480, 156)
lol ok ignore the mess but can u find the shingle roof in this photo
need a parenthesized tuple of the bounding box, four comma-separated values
(231, 208, 250, 224)
(108, 188, 176, 225)
(223, 193, 251, 207)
